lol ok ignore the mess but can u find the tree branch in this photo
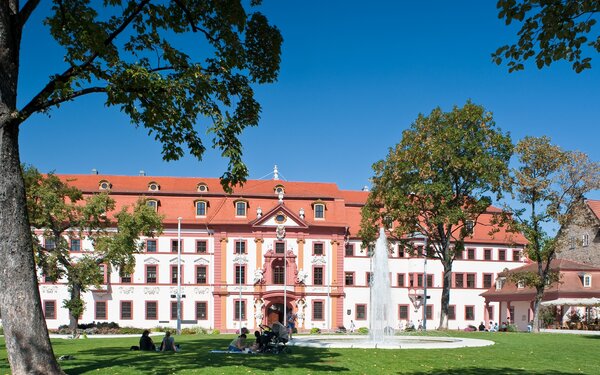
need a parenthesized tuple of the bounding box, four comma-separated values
(18, 0, 40, 28)
(18, 0, 151, 123)
(172, 0, 218, 44)
(31, 87, 107, 115)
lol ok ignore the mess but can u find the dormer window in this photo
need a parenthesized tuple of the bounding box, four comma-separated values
(496, 277, 505, 291)
(274, 185, 285, 195)
(583, 234, 589, 247)
(517, 280, 525, 289)
(146, 199, 159, 212)
(148, 182, 160, 192)
(312, 202, 326, 219)
(99, 180, 111, 190)
(583, 274, 592, 288)
(197, 183, 208, 193)
(235, 200, 247, 217)
(195, 200, 208, 217)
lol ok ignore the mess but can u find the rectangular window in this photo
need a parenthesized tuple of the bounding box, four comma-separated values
(448, 305, 456, 320)
(509, 306, 515, 323)
(356, 304, 367, 320)
(399, 305, 409, 320)
(171, 239, 181, 253)
(70, 238, 81, 251)
(146, 301, 158, 320)
(196, 240, 207, 253)
(454, 273, 464, 288)
(467, 248, 475, 260)
(487, 305, 495, 321)
(466, 273, 476, 288)
(235, 265, 246, 285)
(313, 301, 324, 320)
(569, 236, 576, 250)
(234, 300, 246, 320)
(483, 274, 493, 289)
(484, 248, 492, 260)
(99, 264, 107, 284)
(235, 240, 246, 254)
(513, 250, 521, 261)
(275, 241, 285, 254)
(170, 265, 182, 285)
(45, 237, 56, 250)
(313, 243, 324, 255)
(465, 306, 475, 320)
(43, 300, 56, 319)
(121, 301, 132, 320)
(120, 272, 132, 284)
(273, 264, 284, 284)
(171, 301, 180, 320)
(196, 266, 207, 284)
(397, 273, 405, 287)
(583, 234, 590, 247)
(146, 265, 157, 284)
(196, 301, 208, 320)
(95, 301, 107, 320)
(427, 274, 433, 287)
(146, 239, 157, 253)
(367, 272, 373, 286)
(398, 245, 405, 258)
(236, 201, 247, 216)
(313, 267, 324, 285)
(425, 305, 433, 320)
(345, 272, 354, 286)
(498, 249, 506, 261)
(417, 273, 424, 287)
(314, 204, 325, 219)
(345, 243, 354, 256)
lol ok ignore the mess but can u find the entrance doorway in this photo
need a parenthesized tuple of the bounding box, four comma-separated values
(267, 303, 284, 325)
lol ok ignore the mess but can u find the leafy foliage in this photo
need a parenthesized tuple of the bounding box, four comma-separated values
(493, 0, 600, 72)
(18, 1, 283, 191)
(360, 101, 513, 328)
(499, 136, 600, 331)
(24, 165, 163, 329)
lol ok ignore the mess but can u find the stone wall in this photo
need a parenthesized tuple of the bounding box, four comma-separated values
(556, 201, 600, 266)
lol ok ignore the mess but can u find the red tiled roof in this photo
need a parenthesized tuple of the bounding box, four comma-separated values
(56, 174, 526, 244)
(586, 199, 600, 221)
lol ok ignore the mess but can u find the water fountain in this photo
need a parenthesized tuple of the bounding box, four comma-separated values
(368, 228, 394, 343)
(292, 228, 494, 349)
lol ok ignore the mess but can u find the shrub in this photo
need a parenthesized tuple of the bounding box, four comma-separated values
(357, 327, 369, 335)
(119, 327, 145, 334)
(506, 324, 518, 332)
(181, 326, 208, 335)
(310, 327, 321, 334)
(0, 325, 3, 335)
(211, 329, 220, 335)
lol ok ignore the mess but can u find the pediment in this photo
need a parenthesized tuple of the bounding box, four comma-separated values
(144, 257, 160, 264)
(169, 257, 186, 264)
(251, 204, 308, 229)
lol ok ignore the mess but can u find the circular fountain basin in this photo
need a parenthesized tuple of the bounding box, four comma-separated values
(290, 335, 494, 349)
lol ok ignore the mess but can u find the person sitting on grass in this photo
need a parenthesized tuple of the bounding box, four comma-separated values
(139, 330, 156, 351)
(161, 331, 178, 352)
(228, 334, 248, 352)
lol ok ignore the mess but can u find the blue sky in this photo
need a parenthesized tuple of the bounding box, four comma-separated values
(18, 1, 599, 199)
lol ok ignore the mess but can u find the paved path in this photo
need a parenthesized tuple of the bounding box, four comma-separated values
(540, 329, 600, 335)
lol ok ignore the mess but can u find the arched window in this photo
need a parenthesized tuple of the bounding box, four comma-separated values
(235, 201, 247, 217)
(312, 202, 326, 219)
(99, 180, 111, 190)
(146, 199, 159, 212)
(197, 183, 208, 193)
(583, 274, 592, 288)
(148, 182, 160, 192)
(195, 201, 208, 217)
(274, 185, 285, 195)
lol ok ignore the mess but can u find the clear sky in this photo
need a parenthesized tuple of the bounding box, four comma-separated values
(18, 1, 600, 199)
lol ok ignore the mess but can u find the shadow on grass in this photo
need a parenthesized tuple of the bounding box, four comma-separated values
(405, 368, 583, 375)
(61, 337, 348, 374)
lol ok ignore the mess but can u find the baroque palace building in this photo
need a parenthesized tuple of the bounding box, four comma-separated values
(37, 169, 527, 332)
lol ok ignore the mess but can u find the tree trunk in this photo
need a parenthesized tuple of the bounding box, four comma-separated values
(69, 284, 81, 335)
(531, 285, 545, 333)
(438, 261, 452, 329)
(0, 3, 64, 373)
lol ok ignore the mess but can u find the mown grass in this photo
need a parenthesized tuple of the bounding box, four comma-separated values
(1, 331, 599, 374)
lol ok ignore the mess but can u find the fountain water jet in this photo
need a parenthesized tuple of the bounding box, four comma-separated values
(369, 228, 394, 342)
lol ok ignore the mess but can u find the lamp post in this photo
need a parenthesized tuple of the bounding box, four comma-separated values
(177, 217, 182, 335)
(422, 237, 428, 331)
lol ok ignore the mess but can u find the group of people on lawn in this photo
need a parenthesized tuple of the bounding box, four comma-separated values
(138, 311, 297, 353)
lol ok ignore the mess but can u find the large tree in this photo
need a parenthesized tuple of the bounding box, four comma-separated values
(360, 101, 513, 329)
(493, 0, 600, 72)
(24, 166, 163, 334)
(0, 1, 281, 373)
(499, 136, 600, 332)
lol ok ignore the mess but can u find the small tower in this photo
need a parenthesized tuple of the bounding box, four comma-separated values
(273, 165, 279, 180)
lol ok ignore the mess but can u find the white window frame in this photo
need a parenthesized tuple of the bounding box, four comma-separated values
(235, 201, 247, 217)
(583, 274, 592, 288)
(314, 203, 325, 219)
(196, 201, 207, 217)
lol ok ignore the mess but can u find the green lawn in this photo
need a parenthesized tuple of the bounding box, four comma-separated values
(1, 332, 598, 374)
